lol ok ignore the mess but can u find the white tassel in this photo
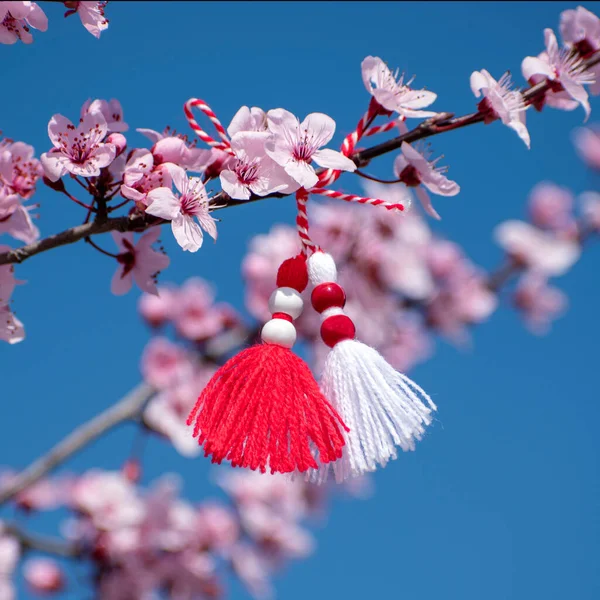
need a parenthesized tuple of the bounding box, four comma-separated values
(306, 251, 437, 484)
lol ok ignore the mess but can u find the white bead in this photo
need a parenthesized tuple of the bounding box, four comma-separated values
(268, 287, 304, 320)
(261, 318, 297, 348)
(308, 251, 338, 285)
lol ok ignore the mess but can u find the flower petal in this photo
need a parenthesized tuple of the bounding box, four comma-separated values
(284, 160, 319, 189)
(312, 149, 356, 172)
(145, 187, 181, 220)
(172, 214, 204, 252)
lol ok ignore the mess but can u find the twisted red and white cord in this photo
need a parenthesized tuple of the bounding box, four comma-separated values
(316, 98, 382, 189)
(296, 189, 319, 255)
(310, 188, 404, 211)
(184, 98, 235, 155)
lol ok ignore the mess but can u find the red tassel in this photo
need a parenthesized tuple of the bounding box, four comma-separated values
(187, 343, 347, 473)
(187, 252, 348, 474)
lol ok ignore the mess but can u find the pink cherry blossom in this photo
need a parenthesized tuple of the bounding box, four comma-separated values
(152, 136, 213, 172)
(522, 29, 595, 120)
(0, 140, 43, 199)
(470, 69, 530, 147)
(220, 132, 298, 200)
(572, 126, 600, 169)
(380, 314, 433, 373)
(143, 366, 214, 456)
(195, 503, 240, 553)
(265, 109, 356, 189)
(239, 503, 314, 561)
(0, 530, 19, 600)
(172, 278, 228, 341)
(361, 56, 437, 118)
(527, 182, 574, 231)
(138, 285, 177, 328)
(81, 98, 128, 133)
(560, 5, 600, 95)
(110, 228, 170, 296)
(146, 165, 217, 252)
(579, 191, 600, 230)
(394, 141, 460, 220)
(495, 220, 581, 276)
(140, 336, 192, 390)
(227, 106, 268, 137)
(231, 543, 273, 600)
(0, 305, 24, 345)
(0, 1, 47, 44)
(0, 473, 71, 512)
(514, 273, 567, 334)
(0, 191, 39, 244)
(41, 112, 116, 181)
(23, 558, 64, 593)
(0, 254, 24, 345)
(70, 470, 146, 531)
(65, 1, 108, 38)
(120, 149, 173, 207)
(427, 266, 498, 342)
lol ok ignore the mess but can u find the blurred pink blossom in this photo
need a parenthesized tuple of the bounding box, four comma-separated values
(265, 109, 356, 189)
(470, 69, 530, 147)
(0, 529, 19, 600)
(573, 126, 600, 169)
(580, 191, 600, 229)
(231, 544, 273, 600)
(138, 285, 177, 328)
(64, 1, 108, 38)
(81, 98, 127, 133)
(140, 336, 192, 390)
(494, 220, 581, 276)
(146, 165, 217, 253)
(394, 141, 460, 220)
(361, 55, 437, 118)
(527, 182, 574, 230)
(23, 558, 64, 594)
(41, 112, 116, 181)
(143, 367, 214, 456)
(195, 503, 240, 554)
(173, 278, 229, 341)
(111, 229, 170, 296)
(0, 1, 47, 44)
(242, 225, 302, 321)
(239, 503, 314, 563)
(70, 470, 146, 532)
(380, 315, 433, 373)
(514, 273, 567, 334)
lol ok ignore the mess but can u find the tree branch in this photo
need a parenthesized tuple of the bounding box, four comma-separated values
(0, 382, 155, 506)
(1, 49, 599, 268)
(3, 523, 80, 559)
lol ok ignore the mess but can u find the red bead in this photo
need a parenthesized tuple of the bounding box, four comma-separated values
(311, 283, 346, 313)
(321, 315, 355, 348)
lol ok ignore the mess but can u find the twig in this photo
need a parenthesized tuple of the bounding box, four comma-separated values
(3, 523, 81, 559)
(0, 382, 155, 505)
(0, 52, 599, 267)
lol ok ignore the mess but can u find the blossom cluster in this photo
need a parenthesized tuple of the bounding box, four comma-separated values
(0, 465, 367, 599)
(0, 1, 108, 43)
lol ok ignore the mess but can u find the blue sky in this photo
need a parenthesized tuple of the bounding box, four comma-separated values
(2, 2, 600, 599)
